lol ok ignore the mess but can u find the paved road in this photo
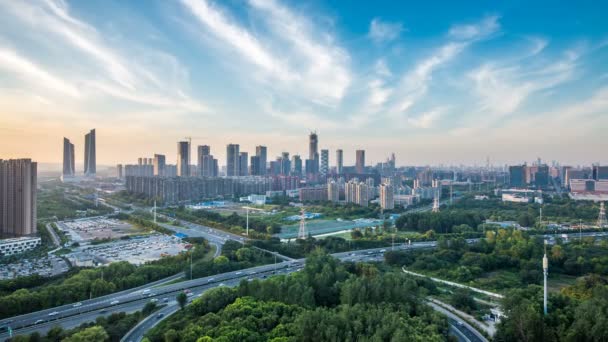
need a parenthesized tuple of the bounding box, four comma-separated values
(157, 217, 294, 261)
(402, 267, 504, 299)
(44, 223, 62, 247)
(0, 271, 185, 335)
(1, 239, 498, 341)
(428, 303, 487, 342)
(0, 243, 432, 340)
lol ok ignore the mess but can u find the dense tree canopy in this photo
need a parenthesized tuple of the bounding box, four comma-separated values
(145, 251, 448, 342)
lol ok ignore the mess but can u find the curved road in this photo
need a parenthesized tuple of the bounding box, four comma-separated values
(1, 241, 492, 341)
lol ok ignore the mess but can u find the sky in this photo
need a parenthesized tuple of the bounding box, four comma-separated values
(0, 0, 607, 168)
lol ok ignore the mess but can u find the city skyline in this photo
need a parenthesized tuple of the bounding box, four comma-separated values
(0, 1, 607, 165)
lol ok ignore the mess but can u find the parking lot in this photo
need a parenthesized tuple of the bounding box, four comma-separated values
(0, 255, 69, 280)
(59, 218, 140, 242)
(68, 234, 188, 266)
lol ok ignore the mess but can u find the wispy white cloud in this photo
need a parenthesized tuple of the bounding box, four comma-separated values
(1, 0, 205, 112)
(387, 15, 501, 120)
(392, 42, 466, 114)
(368, 18, 404, 43)
(249, 0, 351, 104)
(467, 47, 581, 117)
(448, 15, 500, 40)
(374, 59, 392, 77)
(0, 47, 80, 97)
(407, 108, 444, 128)
(181, 0, 351, 107)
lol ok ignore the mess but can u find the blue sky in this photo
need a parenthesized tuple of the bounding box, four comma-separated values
(0, 0, 607, 167)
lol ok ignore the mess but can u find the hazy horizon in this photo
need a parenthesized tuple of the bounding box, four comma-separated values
(1, 0, 607, 166)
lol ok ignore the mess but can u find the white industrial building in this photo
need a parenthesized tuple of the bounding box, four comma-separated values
(0, 237, 41, 256)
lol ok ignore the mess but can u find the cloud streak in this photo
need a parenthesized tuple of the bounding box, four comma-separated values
(368, 18, 404, 43)
(181, 0, 351, 107)
(1, 0, 205, 112)
(0, 47, 80, 97)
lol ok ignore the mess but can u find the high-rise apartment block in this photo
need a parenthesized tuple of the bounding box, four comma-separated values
(291, 155, 302, 176)
(84, 129, 96, 176)
(197, 145, 217, 177)
(380, 183, 394, 210)
(177, 141, 190, 177)
(345, 179, 369, 207)
(153, 154, 166, 176)
(328, 180, 339, 202)
(320, 149, 329, 177)
(280, 152, 291, 175)
(355, 150, 365, 174)
(255, 146, 267, 175)
(250, 156, 261, 176)
(116, 164, 123, 179)
(509, 165, 526, 188)
(227, 144, 240, 177)
(62, 138, 75, 177)
(239, 152, 249, 176)
(308, 132, 319, 175)
(593, 166, 608, 180)
(336, 149, 343, 174)
(0, 159, 37, 237)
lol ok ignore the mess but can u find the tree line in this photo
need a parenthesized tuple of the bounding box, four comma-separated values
(144, 251, 449, 342)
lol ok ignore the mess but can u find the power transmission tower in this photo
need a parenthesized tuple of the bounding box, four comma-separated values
(598, 202, 607, 228)
(432, 180, 440, 213)
(298, 208, 307, 239)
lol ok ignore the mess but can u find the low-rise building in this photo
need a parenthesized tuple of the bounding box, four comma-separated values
(0, 237, 41, 256)
(299, 186, 328, 202)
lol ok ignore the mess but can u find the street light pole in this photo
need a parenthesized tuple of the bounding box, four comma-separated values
(190, 246, 195, 280)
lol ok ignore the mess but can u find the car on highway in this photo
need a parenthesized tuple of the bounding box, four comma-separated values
(72, 302, 82, 307)
(48, 311, 59, 317)
(157, 313, 164, 319)
(207, 278, 215, 282)
(34, 319, 45, 325)
(150, 298, 158, 303)
(110, 300, 120, 305)
(163, 297, 169, 303)
(235, 271, 242, 275)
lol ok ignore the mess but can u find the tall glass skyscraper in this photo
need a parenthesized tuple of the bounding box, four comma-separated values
(84, 129, 96, 176)
(177, 141, 190, 177)
(62, 137, 75, 177)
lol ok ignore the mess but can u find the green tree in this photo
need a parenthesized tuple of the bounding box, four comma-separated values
(449, 288, 477, 313)
(62, 326, 108, 342)
(142, 301, 157, 316)
(177, 292, 188, 310)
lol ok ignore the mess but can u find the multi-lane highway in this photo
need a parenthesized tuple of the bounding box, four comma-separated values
(0, 243, 440, 341)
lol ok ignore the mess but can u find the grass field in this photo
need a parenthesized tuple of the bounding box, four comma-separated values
(277, 219, 382, 239)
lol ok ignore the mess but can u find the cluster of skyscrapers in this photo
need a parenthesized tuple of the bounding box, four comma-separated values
(62, 129, 96, 180)
(122, 131, 390, 205)
(0, 159, 37, 237)
(508, 161, 608, 194)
